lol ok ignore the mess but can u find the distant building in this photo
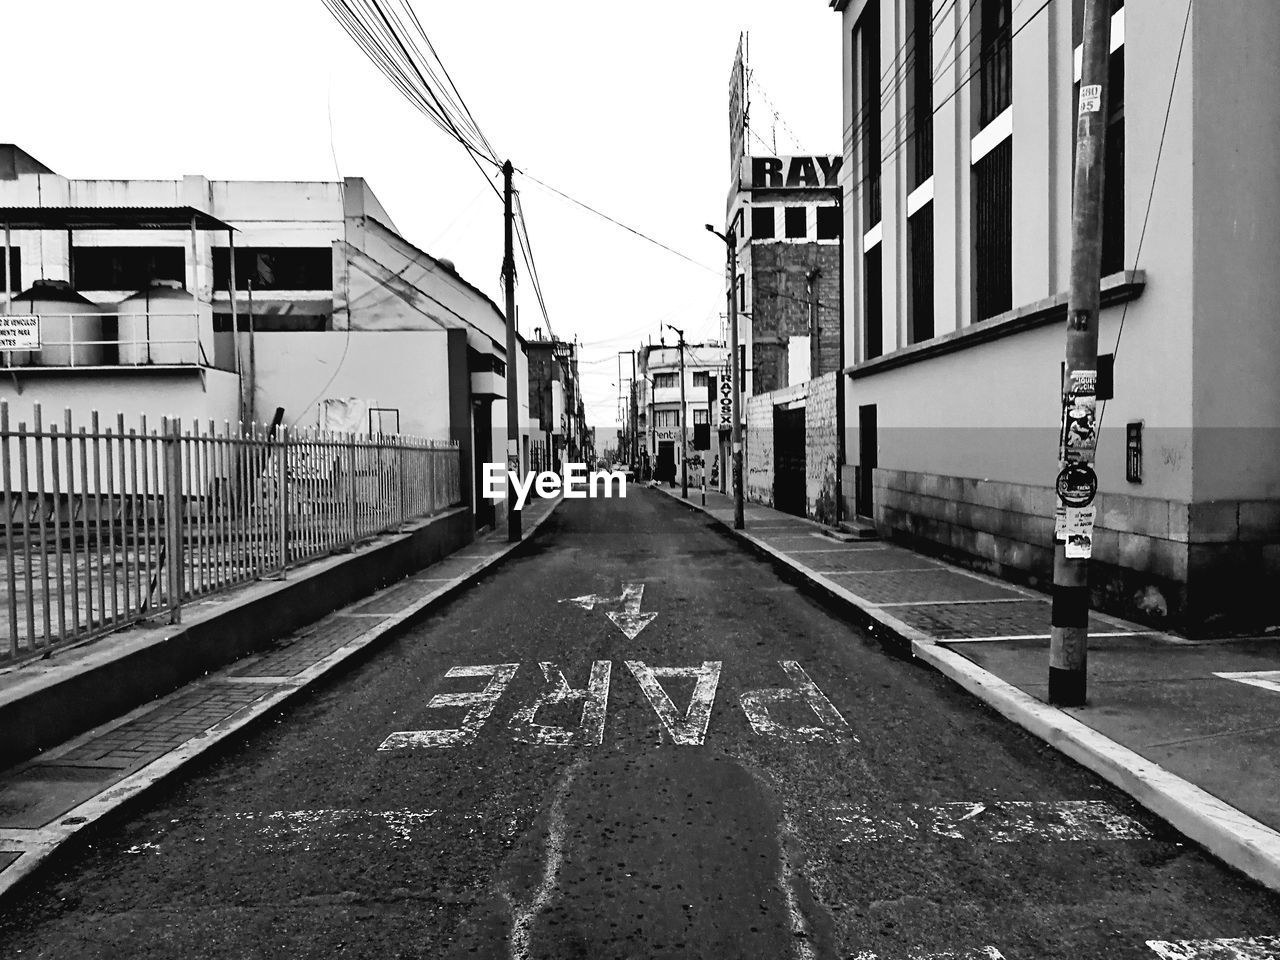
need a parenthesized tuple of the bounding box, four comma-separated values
(637, 341, 730, 486)
(828, 1, 1280, 633)
(526, 333, 590, 473)
(0, 144, 532, 529)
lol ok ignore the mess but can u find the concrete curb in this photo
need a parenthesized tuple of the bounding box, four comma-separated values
(650, 485, 1280, 895)
(0, 497, 562, 904)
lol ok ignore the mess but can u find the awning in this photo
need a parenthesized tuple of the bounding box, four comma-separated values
(0, 206, 235, 232)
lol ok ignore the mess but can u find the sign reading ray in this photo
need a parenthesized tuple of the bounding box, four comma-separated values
(831, 800, 1154, 843)
(378, 664, 520, 750)
(740, 660, 855, 743)
(560, 582, 658, 639)
(509, 662, 612, 747)
(625, 661, 722, 745)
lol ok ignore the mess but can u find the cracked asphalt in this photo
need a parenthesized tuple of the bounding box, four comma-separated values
(0, 488, 1278, 959)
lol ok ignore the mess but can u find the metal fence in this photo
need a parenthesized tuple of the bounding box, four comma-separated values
(0, 401, 463, 664)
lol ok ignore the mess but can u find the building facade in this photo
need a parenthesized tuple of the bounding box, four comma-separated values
(637, 341, 730, 485)
(0, 144, 533, 530)
(726, 154, 844, 396)
(829, 0, 1280, 633)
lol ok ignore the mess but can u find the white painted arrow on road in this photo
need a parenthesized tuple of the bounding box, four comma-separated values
(560, 583, 657, 639)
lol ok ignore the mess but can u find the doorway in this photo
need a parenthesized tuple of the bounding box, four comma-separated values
(856, 404, 877, 519)
(473, 403, 494, 529)
(774, 405, 807, 517)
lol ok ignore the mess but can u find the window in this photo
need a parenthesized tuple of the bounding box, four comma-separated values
(1073, 0, 1126, 276)
(864, 246, 883, 360)
(693, 409, 709, 425)
(654, 409, 679, 427)
(856, 3, 882, 226)
(751, 207, 775, 240)
(692, 371, 710, 388)
(907, 0, 934, 188)
(976, 0, 1012, 129)
(3, 247, 19, 294)
(212, 247, 332, 291)
(653, 372, 678, 390)
(73, 247, 184, 291)
(974, 138, 1013, 321)
(908, 204, 935, 343)
(784, 207, 807, 239)
(816, 206, 841, 241)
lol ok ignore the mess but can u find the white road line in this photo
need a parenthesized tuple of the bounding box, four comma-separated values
(1147, 936, 1280, 960)
(850, 948, 1006, 960)
(775, 808, 817, 960)
(876, 598, 1036, 607)
(625, 661, 722, 746)
(740, 661, 855, 744)
(509, 662, 612, 746)
(832, 800, 1154, 843)
(379, 664, 520, 749)
(125, 809, 454, 852)
(944, 631, 1145, 643)
(1214, 671, 1280, 695)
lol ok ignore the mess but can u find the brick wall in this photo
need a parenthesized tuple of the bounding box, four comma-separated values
(804, 373, 840, 525)
(872, 467, 1280, 635)
(749, 243, 841, 394)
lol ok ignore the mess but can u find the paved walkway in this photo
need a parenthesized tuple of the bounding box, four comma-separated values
(0, 495, 560, 899)
(656, 483, 1280, 892)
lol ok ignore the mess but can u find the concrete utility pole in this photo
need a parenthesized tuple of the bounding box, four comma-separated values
(707, 224, 745, 529)
(667, 324, 688, 499)
(630, 349, 638, 468)
(502, 160, 522, 542)
(1050, 0, 1111, 706)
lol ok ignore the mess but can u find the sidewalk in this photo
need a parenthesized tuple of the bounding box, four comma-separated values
(0, 495, 561, 901)
(654, 483, 1280, 894)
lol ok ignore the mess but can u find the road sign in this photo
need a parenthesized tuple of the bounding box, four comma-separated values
(0, 315, 39, 351)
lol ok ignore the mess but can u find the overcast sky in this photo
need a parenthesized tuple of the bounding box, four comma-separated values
(7, 0, 842, 431)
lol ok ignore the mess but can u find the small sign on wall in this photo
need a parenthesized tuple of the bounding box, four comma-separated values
(0, 315, 39, 351)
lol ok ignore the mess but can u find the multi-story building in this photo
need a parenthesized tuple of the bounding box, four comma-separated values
(637, 341, 730, 485)
(725, 155, 844, 396)
(0, 144, 533, 529)
(828, 0, 1280, 633)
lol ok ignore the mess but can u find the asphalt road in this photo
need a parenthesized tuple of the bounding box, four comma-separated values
(1, 488, 1278, 959)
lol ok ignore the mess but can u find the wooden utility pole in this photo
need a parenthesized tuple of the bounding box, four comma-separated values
(1050, 0, 1112, 706)
(502, 160, 522, 542)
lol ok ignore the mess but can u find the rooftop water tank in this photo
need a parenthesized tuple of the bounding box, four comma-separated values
(8, 279, 106, 367)
(117, 280, 214, 366)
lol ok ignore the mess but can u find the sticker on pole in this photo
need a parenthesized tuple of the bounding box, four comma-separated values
(1079, 84, 1102, 114)
(1056, 463, 1098, 507)
(1064, 505, 1097, 559)
(0, 315, 39, 351)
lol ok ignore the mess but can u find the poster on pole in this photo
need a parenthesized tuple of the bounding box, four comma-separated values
(1060, 369, 1098, 464)
(1064, 505, 1097, 559)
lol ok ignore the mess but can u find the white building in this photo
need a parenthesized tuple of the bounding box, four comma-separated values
(0, 144, 533, 528)
(828, 0, 1280, 633)
(638, 340, 730, 484)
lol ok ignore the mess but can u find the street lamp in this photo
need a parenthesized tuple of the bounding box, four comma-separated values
(705, 223, 744, 530)
(665, 323, 688, 499)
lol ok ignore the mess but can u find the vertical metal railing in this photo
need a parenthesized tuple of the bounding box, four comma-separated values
(0, 402, 462, 663)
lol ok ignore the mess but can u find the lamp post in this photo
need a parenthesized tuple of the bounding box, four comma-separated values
(666, 324, 688, 499)
(705, 224, 744, 529)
